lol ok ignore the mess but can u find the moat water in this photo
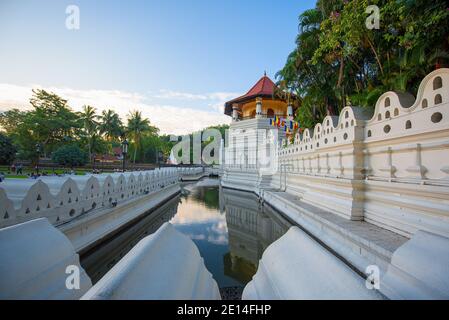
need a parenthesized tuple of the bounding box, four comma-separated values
(80, 178, 292, 295)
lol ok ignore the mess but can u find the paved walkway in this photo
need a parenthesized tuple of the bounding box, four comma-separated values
(262, 189, 408, 273)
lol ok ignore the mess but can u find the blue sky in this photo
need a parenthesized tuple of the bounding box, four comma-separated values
(0, 0, 315, 134)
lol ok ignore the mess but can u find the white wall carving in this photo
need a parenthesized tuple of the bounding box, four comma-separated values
(0, 168, 180, 229)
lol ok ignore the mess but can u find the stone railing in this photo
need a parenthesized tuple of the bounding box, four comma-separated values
(277, 68, 449, 238)
(0, 168, 180, 229)
(176, 167, 204, 176)
(204, 165, 221, 176)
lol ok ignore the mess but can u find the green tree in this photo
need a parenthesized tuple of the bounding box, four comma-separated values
(79, 105, 99, 160)
(276, 0, 449, 128)
(0, 90, 82, 162)
(0, 133, 17, 165)
(0, 109, 26, 134)
(98, 109, 124, 142)
(126, 111, 158, 164)
(52, 145, 88, 168)
(28, 89, 81, 150)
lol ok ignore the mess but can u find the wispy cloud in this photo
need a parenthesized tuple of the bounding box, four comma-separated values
(0, 83, 234, 135)
(153, 89, 238, 102)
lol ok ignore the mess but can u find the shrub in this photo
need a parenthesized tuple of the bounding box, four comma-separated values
(52, 145, 88, 167)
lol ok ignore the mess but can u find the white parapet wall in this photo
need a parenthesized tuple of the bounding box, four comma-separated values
(0, 218, 92, 300)
(81, 222, 221, 300)
(61, 182, 180, 252)
(276, 68, 449, 237)
(0, 168, 180, 230)
(242, 226, 384, 300)
(223, 68, 449, 239)
(177, 166, 208, 181)
(177, 167, 204, 176)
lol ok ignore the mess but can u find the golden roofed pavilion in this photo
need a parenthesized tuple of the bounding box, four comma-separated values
(224, 73, 297, 121)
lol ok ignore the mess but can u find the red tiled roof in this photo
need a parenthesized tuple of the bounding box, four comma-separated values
(245, 75, 276, 97)
(224, 74, 280, 115)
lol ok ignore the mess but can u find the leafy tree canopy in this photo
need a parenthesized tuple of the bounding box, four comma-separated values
(0, 133, 17, 165)
(276, 0, 449, 128)
(52, 145, 88, 167)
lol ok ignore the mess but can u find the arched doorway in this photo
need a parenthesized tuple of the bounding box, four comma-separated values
(267, 108, 274, 118)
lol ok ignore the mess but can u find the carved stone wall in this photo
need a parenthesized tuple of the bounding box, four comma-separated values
(223, 68, 449, 238)
(277, 68, 449, 237)
(0, 168, 180, 229)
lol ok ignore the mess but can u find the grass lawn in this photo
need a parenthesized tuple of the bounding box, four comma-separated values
(4, 175, 29, 179)
(1, 167, 88, 179)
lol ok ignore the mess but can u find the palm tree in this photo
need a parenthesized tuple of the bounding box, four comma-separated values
(98, 109, 124, 142)
(79, 105, 99, 160)
(126, 110, 153, 164)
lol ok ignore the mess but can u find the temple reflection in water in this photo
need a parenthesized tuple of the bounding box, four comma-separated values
(220, 188, 292, 284)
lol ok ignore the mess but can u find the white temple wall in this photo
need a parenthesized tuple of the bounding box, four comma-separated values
(277, 69, 449, 237)
(223, 68, 449, 238)
(0, 168, 180, 229)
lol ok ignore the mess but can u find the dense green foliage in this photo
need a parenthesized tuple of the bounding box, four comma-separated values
(127, 110, 159, 164)
(52, 145, 88, 167)
(276, 0, 449, 128)
(0, 133, 17, 165)
(0, 89, 175, 165)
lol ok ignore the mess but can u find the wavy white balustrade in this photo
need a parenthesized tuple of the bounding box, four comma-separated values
(279, 68, 448, 153)
(0, 218, 92, 299)
(0, 168, 180, 229)
(81, 222, 221, 300)
(242, 226, 383, 300)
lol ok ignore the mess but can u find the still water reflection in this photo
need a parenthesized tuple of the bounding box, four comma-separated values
(80, 178, 292, 290)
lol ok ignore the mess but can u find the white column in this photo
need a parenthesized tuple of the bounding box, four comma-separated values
(232, 104, 239, 122)
(256, 97, 262, 119)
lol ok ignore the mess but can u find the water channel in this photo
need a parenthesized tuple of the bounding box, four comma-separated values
(80, 178, 293, 298)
